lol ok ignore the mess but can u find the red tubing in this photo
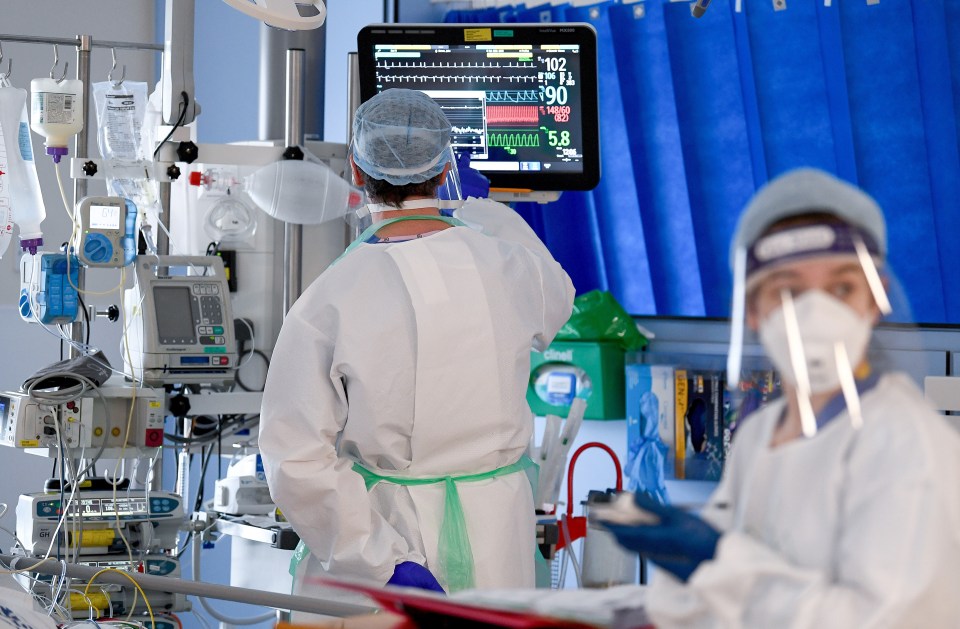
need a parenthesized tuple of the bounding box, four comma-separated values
(565, 441, 623, 517)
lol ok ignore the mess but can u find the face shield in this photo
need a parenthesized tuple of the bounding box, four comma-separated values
(435, 148, 463, 208)
(729, 223, 892, 437)
(725, 168, 912, 439)
(349, 89, 462, 213)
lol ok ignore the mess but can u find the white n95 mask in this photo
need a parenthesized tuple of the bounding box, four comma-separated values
(758, 290, 873, 394)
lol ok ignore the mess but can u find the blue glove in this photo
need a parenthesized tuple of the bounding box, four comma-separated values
(454, 152, 490, 199)
(602, 492, 721, 582)
(386, 562, 446, 593)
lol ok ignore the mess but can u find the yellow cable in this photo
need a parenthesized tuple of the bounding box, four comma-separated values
(83, 567, 154, 628)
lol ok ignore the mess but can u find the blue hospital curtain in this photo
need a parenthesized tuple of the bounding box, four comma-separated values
(609, 1, 705, 316)
(566, 2, 657, 314)
(743, 0, 837, 176)
(662, 0, 757, 316)
(837, 0, 948, 321)
(912, 0, 960, 318)
(511, 3, 611, 297)
(438, 0, 960, 324)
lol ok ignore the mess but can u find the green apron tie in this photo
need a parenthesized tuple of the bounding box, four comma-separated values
(287, 456, 535, 590)
(351, 456, 534, 591)
(289, 541, 310, 579)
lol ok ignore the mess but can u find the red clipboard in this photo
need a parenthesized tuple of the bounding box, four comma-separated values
(309, 577, 604, 629)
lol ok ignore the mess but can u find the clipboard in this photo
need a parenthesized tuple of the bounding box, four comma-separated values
(308, 577, 603, 629)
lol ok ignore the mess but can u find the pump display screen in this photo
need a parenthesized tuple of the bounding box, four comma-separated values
(89, 205, 121, 230)
(358, 24, 599, 191)
(154, 286, 196, 344)
(74, 497, 148, 517)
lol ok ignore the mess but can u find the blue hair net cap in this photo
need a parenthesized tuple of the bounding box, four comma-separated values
(730, 168, 887, 271)
(351, 89, 453, 186)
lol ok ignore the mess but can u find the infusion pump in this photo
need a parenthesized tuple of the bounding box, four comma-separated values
(17, 490, 184, 556)
(124, 256, 237, 386)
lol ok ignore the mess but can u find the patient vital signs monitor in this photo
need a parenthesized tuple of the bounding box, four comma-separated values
(357, 23, 599, 191)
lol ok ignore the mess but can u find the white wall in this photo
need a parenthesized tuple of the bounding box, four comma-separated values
(323, 0, 385, 142)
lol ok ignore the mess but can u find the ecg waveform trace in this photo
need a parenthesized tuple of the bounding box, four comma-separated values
(376, 61, 536, 70)
(452, 126, 484, 135)
(439, 98, 485, 125)
(486, 90, 540, 103)
(377, 73, 536, 84)
(488, 131, 541, 148)
(376, 58, 537, 87)
(486, 105, 539, 126)
(435, 96, 487, 155)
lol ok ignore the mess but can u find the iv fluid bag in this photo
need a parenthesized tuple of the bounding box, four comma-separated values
(0, 93, 14, 258)
(30, 77, 83, 159)
(0, 86, 46, 251)
(93, 81, 159, 219)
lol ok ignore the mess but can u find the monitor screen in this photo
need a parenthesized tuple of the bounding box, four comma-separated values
(89, 205, 121, 230)
(154, 286, 197, 344)
(357, 24, 599, 191)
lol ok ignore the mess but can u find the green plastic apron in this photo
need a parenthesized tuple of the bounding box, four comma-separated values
(290, 456, 536, 593)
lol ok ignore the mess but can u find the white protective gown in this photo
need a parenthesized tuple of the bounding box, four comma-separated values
(649, 372, 960, 628)
(259, 198, 575, 595)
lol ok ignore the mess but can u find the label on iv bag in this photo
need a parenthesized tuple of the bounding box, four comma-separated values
(102, 92, 142, 159)
(0, 120, 6, 187)
(0, 199, 13, 257)
(33, 92, 76, 125)
(17, 122, 32, 161)
(0, 123, 14, 257)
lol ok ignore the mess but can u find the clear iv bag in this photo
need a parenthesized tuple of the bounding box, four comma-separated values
(0, 83, 15, 258)
(0, 86, 46, 253)
(93, 81, 160, 220)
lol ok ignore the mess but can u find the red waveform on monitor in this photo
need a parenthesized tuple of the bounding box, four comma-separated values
(485, 105, 539, 126)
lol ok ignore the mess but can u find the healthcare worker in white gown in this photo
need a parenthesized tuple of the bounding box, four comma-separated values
(602, 168, 960, 628)
(259, 89, 575, 596)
